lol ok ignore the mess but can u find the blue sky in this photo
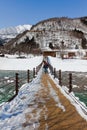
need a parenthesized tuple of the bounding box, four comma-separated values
(0, 0, 87, 29)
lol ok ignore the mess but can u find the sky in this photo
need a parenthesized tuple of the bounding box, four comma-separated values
(0, 0, 87, 29)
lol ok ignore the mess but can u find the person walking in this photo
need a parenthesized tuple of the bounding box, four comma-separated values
(43, 60, 49, 73)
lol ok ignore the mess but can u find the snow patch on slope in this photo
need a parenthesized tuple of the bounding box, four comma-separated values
(0, 24, 32, 40)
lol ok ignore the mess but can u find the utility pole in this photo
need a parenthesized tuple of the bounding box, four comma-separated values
(61, 40, 64, 59)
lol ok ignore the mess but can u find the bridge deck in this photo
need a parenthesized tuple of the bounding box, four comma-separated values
(23, 73, 87, 130)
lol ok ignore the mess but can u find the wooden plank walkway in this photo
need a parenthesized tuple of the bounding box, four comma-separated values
(23, 73, 87, 130)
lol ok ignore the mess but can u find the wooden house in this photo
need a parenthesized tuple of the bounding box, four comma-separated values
(42, 50, 56, 57)
(68, 52, 76, 58)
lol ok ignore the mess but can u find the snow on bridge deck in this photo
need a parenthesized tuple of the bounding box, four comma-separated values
(23, 73, 87, 130)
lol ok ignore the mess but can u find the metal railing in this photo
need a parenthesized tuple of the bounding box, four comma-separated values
(0, 62, 43, 103)
(48, 63, 87, 113)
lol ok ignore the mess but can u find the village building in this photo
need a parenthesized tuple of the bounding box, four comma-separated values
(42, 47, 87, 59)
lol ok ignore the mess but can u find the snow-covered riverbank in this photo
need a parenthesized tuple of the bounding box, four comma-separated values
(0, 55, 43, 70)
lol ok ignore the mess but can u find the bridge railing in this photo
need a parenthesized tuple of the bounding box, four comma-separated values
(49, 62, 87, 114)
(0, 62, 43, 103)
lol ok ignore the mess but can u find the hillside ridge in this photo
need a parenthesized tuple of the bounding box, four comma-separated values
(1, 16, 87, 54)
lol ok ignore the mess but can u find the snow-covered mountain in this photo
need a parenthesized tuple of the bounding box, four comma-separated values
(0, 24, 32, 43)
(3, 17, 87, 54)
(29, 17, 87, 49)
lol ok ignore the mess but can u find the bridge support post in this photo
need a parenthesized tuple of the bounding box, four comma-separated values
(54, 68, 56, 78)
(59, 69, 62, 86)
(33, 68, 35, 78)
(15, 73, 19, 95)
(69, 73, 72, 93)
(27, 70, 30, 83)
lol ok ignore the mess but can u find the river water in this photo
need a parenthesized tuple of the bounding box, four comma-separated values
(61, 71, 87, 106)
(0, 70, 87, 107)
(0, 70, 27, 104)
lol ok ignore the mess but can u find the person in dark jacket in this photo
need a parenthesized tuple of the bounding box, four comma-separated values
(43, 60, 49, 73)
